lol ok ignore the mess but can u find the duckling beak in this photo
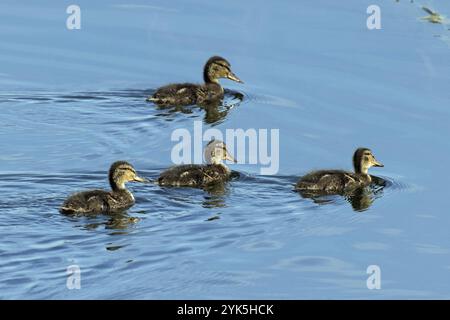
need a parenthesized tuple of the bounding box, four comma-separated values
(226, 71, 243, 84)
(133, 176, 151, 183)
(225, 151, 238, 163)
(372, 158, 384, 168)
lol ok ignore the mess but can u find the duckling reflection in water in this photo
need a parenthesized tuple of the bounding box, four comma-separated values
(202, 183, 230, 208)
(158, 139, 237, 188)
(82, 212, 141, 233)
(345, 183, 385, 211)
(60, 161, 149, 215)
(296, 148, 385, 210)
(300, 182, 386, 212)
(147, 56, 243, 107)
(154, 90, 244, 125)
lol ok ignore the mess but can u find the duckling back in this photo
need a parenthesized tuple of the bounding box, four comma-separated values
(296, 170, 367, 193)
(60, 189, 134, 215)
(158, 164, 231, 187)
(149, 83, 200, 106)
(148, 56, 242, 106)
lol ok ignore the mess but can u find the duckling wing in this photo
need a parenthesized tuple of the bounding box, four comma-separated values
(201, 165, 231, 185)
(158, 164, 206, 187)
(60, 190, 110, 214)
(158, 164, 230, 187)
(296, 170, 350, 192)
(150, 83, 199, 106)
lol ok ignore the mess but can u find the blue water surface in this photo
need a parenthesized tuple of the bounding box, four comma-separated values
(1, 0, 450, 299)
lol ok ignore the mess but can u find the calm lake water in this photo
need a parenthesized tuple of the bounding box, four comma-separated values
(1, 0, 450, 299)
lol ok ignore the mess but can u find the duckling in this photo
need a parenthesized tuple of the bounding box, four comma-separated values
(158, 140, 237, 187)
(296, 148, 384, 193)
(147, 56, 243, 106)
(60, 161, 149, 215)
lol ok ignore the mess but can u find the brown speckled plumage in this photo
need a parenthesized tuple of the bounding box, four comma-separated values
(60, 161, 148, 215)
(158, 140, 236, 188)
(158, 164, 231, 187)
(147, 56, 243, 106)
(296, 148, 384, 193)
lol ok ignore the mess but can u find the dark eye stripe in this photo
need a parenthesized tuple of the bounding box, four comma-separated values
(119, 166, 136, 174)
(214, 62, 231, 71)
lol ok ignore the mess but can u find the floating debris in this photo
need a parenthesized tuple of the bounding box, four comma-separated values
(421, 6, 445, 24)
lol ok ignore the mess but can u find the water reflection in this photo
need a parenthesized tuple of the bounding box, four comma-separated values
(297, 176, 387, 212)
(203, 102, 232, 125)
(73, 211, 140, 233)
(202, 170, 241, 208)
(202, 183, 229, 208)
(152, 90, 244, 125)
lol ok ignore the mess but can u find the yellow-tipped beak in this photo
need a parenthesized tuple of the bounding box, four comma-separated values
(133, 176, 151, 183)
(225, 151, 237, 163)
(227, 71, 243, 83)
(372, 158, 384, 167)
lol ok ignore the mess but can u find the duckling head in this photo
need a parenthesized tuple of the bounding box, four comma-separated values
(109, 161, 149, 191)
(204, 140, 237, 165)
(353, 148, 384, 175)
(203, 56, 243, 84)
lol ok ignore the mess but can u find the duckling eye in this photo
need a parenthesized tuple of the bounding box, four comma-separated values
(213, 63, 229, 72)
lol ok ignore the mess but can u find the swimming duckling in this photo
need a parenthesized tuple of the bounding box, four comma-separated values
(296, 148, 384, 193)
(147, 56, 243, 106)
(158, 140, 237, 187)
(60, 161, 149, 215)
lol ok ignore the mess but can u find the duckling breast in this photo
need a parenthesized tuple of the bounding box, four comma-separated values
(196, 83, 224, 104)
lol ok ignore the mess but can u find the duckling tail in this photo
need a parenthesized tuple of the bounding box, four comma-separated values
(59, 206, 76, 214)
(146, 96, 159, 103)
